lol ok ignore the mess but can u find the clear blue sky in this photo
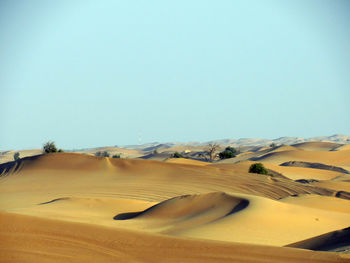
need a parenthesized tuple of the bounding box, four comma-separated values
(1, 0, 349, 150)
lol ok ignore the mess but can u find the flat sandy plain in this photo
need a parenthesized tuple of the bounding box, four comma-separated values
(1, 141, 350, 262)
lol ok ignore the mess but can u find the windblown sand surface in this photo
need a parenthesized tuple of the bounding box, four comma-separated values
(1, 142, 350, 262)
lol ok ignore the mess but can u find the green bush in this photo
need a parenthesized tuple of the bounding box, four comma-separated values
(172, 152, 184, 158)
(95, 151, 110, 157)
(13, 152, 20, 161)
(112, 154, 121, 158)
(43, 141, 58, 153)
(219, 146, 237, 159)
(249, 163, 268, 175)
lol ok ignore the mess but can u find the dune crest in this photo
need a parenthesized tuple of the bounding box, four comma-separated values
(114, 192, 249, 233)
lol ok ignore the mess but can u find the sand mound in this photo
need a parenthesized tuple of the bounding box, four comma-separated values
(11, 196, 155, 227)
(0, 149, 42, 164)
(138, 152, 172, 161)
(280, 161, 349, 174)
(270, 145, 301, 152)
(9, 152, 108, 172)
(212, 161, 344, 181)
(0, 153, 338, 210)
(264, 162, 344, 181)
(114, 192, 248, 223)
(281, 194, 350, 214)
(310, 181, 350, 194)
(111, 192, 350, 246)
(161, 145, 208, 153)
(252, 149, 350, 167)
(333, 144, 350, 151)
(286, 227, 350, 253)
(292, 142, 343, 151)
(0, 159, 24, 176)
(79, 146, 143, 158)
(333, 174, 350, 182)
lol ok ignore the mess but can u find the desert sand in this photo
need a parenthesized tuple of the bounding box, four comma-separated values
(1, 141, 350, 262)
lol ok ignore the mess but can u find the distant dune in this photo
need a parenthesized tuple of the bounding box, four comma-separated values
(251, 149, 350, 168)
(291, 142, 343, 151)
(165, 158, 210, 166)
(280, 161, 349, 174)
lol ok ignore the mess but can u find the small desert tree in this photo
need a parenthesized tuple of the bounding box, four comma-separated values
(13, 152, 20, 161)
(95, 151, 110, 157)
(112, 154, 120, 158)
(172, 152, 184, 158)
(219, 146, 237, 159)
(249, 163, 268, 175)
(43, 141, 58, 153)
(207, 143, 220, 162)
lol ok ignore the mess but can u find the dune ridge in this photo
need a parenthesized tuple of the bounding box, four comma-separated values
(114, 192, 249, 233)
(0, 153, 340, 205)
(286, 227, 350, 253)
(109, 192, 350, 246)
(280, 161, 349, 174)
(251, 149, 350, 167)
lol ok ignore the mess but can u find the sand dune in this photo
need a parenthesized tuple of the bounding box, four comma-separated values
(268, 163, 346, 180)
(165, 157, 210, 166)
(213, 161, 346, 181)
(286, 226, 350, 253)
(270, 144, 302, 152)
(0, 153, 338, 209)
(2, 212, 347, 263)
(1, 152, 350, 262)
(281, 194, 350, 214)
(78, 146, 143, 158)
(333, 144, 350, 151)
(114, 192, 249, 233)
(280, 161, 349, 174)
(0, 149, 42, 164)
(252, 149, 350, 168)
(111, 192, 350, 247)
(217, 144, 350, 170)
(311, 181, 350, 193)
(292, 142, 343, 151)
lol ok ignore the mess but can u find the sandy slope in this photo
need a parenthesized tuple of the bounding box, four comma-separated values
(0, 149, 42, 164)
(217, 143, 350, 171)
(0, 153, 337, 211)
(333, 144, 350, 151)
(165, 157, 210, 166)
(112, 192, 350, 246)
(213, 161, 346, 181)
(2, 212, 348, 263)
(281, 194, 350, 214)
(292, 142, 343, 151)
(78, 146, 143, 158)
(253, 149, 350, 168)
(1, 153, 350, 262)
(312, 181, 350, 193)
